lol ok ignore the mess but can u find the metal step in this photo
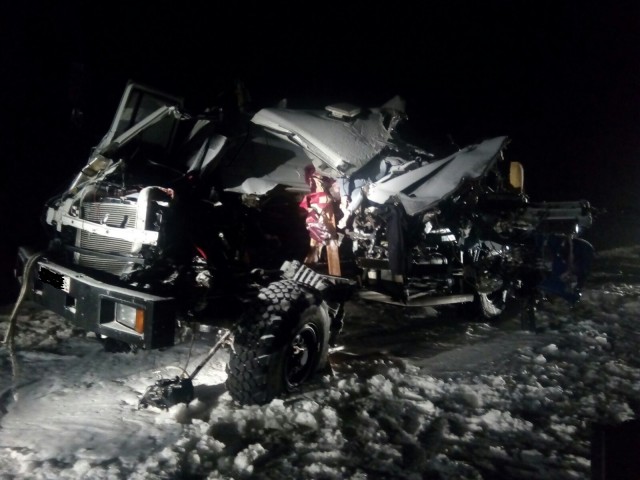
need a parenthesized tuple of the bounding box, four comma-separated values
(356, 290, 474, 307)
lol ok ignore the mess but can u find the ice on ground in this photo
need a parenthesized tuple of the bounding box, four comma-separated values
(1, 249, 640, 479)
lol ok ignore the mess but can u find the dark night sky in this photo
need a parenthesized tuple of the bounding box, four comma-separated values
(1, 1, 639, 264)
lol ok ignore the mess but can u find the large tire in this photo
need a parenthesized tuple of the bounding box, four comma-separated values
(226, 279, 331, 405)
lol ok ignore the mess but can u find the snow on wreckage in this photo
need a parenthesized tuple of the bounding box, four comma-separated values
(9, 81, 594, 407)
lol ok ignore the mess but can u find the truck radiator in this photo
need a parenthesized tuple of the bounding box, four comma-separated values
(74, 202, 139, 275)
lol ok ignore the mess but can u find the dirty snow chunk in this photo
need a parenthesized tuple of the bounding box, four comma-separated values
(262, 398, 287, 430)
(603, 361, 631, 377)
(268, 398, 286, 410)
(187, 451, 201, 470)
(405, 374, 444, 397)
(564, 454, 591, 470)
(551, 423, 577, 436)
(488, 446, 509, 459)
(197, 436, 225, 455)
(594, 335, 608, 345)
(294, 411, 318, 430)
(413, 399, 437, 415)
(318, 428, 345, 448)
(386, 367, 404, 382)
(534, 354, 547, 364)
(303, 462, 342, 479)
(456, 385, 483, 408)
(234, 443, 266, 474)
(610, 401, 635, 423)
(264, 413, 286, 430)
(158, 447, 179, 468)
(397, 386, 424, 401)
(321, 407, 339, 429)
(479, 409, 533, 432)
(72, 459, 92, 476)
(489, 375, 506, 387)
(519, 449, 545, 463)
(328, 388, 344, 402)
(299, 399, 321, 413)
(367, 374, 394, 397)
(429, 453, 483, 479)
(303, 450, 343, 464)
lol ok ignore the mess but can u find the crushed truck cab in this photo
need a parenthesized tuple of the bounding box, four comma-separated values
(16, 81, 593, 406)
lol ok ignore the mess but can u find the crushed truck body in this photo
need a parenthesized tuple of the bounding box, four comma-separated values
(14, 82, 594, 405)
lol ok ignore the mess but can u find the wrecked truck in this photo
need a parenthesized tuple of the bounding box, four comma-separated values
(14, 82, 594, 406)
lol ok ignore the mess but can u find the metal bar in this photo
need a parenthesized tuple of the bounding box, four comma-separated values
(357, 290, 474, 307)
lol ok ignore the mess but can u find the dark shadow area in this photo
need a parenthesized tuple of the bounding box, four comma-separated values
(592, 419, 640, 480)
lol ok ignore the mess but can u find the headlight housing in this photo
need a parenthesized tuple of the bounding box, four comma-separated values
(115, 303, 145, 333)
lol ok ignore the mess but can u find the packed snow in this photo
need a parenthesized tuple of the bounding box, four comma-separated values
(1, 244, 639, 479)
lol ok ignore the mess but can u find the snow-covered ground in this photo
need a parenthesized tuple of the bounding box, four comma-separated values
(1, 243, 640, 479)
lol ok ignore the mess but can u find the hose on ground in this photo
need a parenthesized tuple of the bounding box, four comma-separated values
(2, 252, 44, 347)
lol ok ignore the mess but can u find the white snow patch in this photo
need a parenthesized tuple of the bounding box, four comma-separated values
(233, 443, 266, 474)
(294, 411, 319, 430)
(2, 243, 640, 479)
(533, 354, 547, 364)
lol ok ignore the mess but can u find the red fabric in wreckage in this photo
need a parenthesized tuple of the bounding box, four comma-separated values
(299, 192, 333, 243)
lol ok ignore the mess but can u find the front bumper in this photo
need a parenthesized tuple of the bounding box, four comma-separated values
(19, 248, 176, 349)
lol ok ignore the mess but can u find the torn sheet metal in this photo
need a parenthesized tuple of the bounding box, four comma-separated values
(186, 132, 227, 174)
(252, 105, 508, 215)
(221, 135, 310, 195)
(367, 137, 509, 215)
(251, 108, 393, 177)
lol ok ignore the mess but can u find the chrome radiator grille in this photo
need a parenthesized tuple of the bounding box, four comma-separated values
(81, 202, 137, 227)
(74, 202, 139, 275)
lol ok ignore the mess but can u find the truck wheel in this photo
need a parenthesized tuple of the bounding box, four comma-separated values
(226, 280, 330, 405)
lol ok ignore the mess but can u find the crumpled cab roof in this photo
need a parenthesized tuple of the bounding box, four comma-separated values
(249, 106, 508, 216)
(251, 107, 394, 177)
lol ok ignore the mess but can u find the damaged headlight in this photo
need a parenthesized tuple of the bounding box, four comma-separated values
(115, 303, 145, 333)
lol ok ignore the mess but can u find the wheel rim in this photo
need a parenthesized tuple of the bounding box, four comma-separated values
(284, 323, 319, 389)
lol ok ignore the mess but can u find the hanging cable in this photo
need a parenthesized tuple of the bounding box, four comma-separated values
(2, 251, 44, 346)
